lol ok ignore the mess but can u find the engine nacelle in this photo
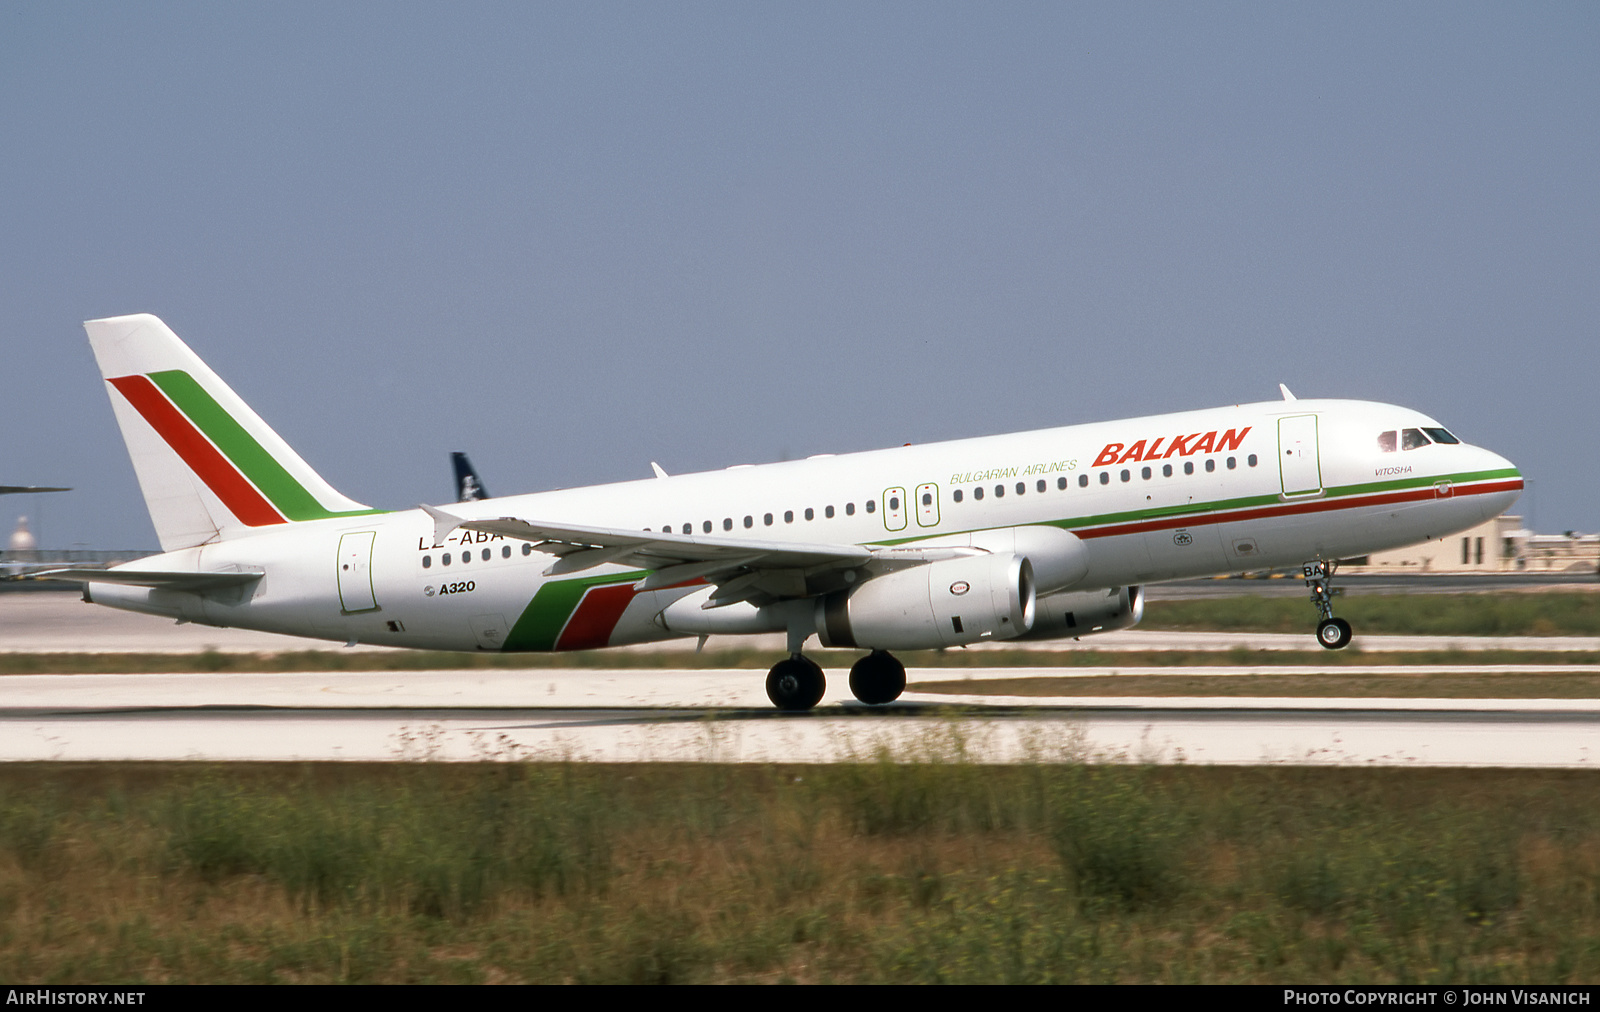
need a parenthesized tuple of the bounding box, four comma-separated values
(1016, 585, 1143, 641)
(815, 553, 1036, 650)
(966, 525, 1088, 594)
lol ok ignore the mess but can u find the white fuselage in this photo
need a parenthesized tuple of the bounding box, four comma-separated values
(89, 397, 1521, 653)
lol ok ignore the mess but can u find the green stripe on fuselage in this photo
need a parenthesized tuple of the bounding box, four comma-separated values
(871, 467, 1521, 546)
(503, 570, 650, 652)
(149, 370, 381, 522)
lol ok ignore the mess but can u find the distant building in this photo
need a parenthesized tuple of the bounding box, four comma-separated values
(1344, 514, 1598, 574)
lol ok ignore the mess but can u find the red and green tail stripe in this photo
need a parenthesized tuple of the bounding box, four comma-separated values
(110, 369, 380, 526)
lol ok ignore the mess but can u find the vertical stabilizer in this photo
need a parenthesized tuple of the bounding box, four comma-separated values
(451, 451, 490, 502)
(84, 314, 375, 551)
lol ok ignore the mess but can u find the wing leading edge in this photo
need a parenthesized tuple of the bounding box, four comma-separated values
(421, 505, 973, 608)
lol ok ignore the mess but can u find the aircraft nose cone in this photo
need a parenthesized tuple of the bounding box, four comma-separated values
(1475, 447, 1523, 521)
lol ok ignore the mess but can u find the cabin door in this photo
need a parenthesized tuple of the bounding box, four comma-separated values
(337, 531, 379, 612)
(1277, 414, 1323, 497)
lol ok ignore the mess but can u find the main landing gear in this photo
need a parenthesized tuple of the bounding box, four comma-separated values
(1303, 560, 1352, 650)
(848, 650, 907, 705)
(764, 650, 908, 710)
(766, 654, 826, 711)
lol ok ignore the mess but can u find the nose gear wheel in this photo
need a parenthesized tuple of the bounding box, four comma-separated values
(1303, 561, 1352, 650)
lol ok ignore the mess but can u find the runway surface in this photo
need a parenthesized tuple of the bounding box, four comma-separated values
(5, 667, 1599, 768)
(4, 592, 1598, 768)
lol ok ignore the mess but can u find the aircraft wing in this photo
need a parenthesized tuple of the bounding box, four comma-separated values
(422, 505, 972, 607)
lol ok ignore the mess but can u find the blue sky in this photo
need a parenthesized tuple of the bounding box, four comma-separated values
(3, 2, 1595, 548)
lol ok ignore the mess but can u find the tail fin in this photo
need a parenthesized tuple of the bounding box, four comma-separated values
(85, 314, 375, 551)
(451, 451, 490, 502)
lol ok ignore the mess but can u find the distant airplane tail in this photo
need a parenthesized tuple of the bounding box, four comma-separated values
(84, 314, 376, 551)
(451, 451, 490, 502)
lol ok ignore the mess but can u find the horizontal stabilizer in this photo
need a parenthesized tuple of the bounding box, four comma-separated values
(31, 568, 264, 591)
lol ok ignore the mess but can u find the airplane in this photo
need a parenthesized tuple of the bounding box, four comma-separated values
(44, 313, 1523, 710)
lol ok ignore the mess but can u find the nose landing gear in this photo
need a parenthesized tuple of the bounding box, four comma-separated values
(1304, 560, 1352, 650)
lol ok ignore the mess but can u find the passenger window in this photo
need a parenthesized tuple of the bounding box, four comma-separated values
(442, 554, 451, 566)
(461, 552, 471, 564)
(1402, 428, 1431, 450)
(1099, 472, 1109, 485)
(974, 486, 984, 500)
(722, 518, 733, 531)
(1378, 430, 1398, 453)
(953, 489, 963, 503)
(682, 523, 692, 535)
(846, 503, 855, 515)
(502, 546, 511, 558)
(482, 548, 491, 561)
(1120, 470, 1130, 482)
(744, 516, 753, 528)
(522, 543, 533, 556)
(1037, 479, 1046, 493)
(889, 497, 900, 511)
(784, 510, 794, 523)
(1247, 454, 1258, 467)
(1058, 477, 1068, 490)
(1205, 460, 1215, 473)
(1015, 482, 1025, 495)
(764, 513, 773, 526)
(1079, 474, 1088, 488)
(825, 505, 835, 518)
(1227, 457, 1236, 470)
(994, 485, 1004, 498)
(1423, 427, 1460, 445)
(805, 508, 815, 521)
(1141, 466, 1151, 480)
(1162, 464, 1172, 477)
(866, 500, 876, 513)
(703, 521, 712, 533)
(422, 555, 431, 569)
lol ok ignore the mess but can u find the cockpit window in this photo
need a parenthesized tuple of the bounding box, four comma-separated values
(1401, 428, 1431, 450)
(1378, 430, 1397, 453)
(1423, 427, 1459, 445)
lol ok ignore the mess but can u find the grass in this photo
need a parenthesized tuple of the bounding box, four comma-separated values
(3, 762, 1600, 983)
(1142, 591, 1600, 637)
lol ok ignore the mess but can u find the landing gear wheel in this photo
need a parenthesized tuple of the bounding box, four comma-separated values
(1317, 617, 1352, 650)
(1304, 560, 1351, 650)
(766, 655, 826, 711)
(848, 650, 906, 705)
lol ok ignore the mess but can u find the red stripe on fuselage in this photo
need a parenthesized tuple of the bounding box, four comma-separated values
(108, 374, 287, 527)
(555, 583, 639, 651)
(1073, 479, 1524, 540)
